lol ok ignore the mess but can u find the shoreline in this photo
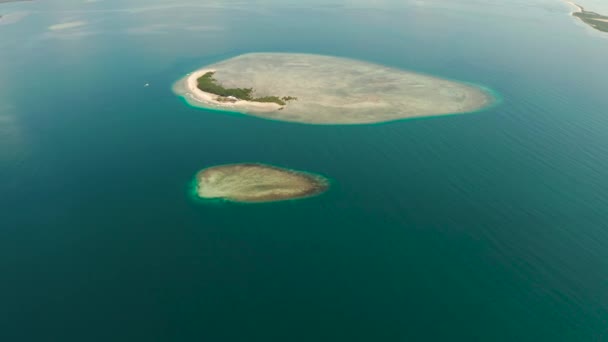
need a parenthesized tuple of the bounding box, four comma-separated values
(566, 1, 583, 14)
(182, 69, 282, 113)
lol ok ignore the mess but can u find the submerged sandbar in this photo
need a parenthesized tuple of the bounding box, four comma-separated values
(173, 53, 494, 125)
(195, 163, 329, 203)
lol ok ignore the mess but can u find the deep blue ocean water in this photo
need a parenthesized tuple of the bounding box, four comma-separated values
(1, 0, 608, 340)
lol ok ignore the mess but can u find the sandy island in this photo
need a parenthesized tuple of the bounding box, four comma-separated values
(195, 163, 329, 203)
(173, 53, 495, 125)
(566, 2, 608, 32)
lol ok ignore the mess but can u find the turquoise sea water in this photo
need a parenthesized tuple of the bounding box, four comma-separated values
(1, 0, 608, 340)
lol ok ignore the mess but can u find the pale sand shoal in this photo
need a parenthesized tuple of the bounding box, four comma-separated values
(48, 21, 87, 31)
(184, 69, 281, 113)
(196, 163, 329, 203)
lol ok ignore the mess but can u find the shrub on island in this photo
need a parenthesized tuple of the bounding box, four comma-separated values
(197, 72, 296, 106)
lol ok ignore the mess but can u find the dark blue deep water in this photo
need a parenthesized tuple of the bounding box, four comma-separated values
(1, 0, 607, 340)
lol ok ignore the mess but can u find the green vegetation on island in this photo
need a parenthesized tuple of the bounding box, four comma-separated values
(573, 4, 608, 33)
(197, 72, 296, 106)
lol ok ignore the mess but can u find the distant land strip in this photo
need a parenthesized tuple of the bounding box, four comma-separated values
(0, 0, 33, 3)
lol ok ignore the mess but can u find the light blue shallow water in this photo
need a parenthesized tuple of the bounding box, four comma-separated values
(1, 0, 608, 341)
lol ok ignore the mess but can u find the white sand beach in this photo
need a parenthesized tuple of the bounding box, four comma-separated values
(567, 1, 583, 13)
(182, 69, 282, 113)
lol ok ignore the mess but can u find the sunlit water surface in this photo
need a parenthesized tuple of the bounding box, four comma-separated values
(1, 0, 608, 341)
